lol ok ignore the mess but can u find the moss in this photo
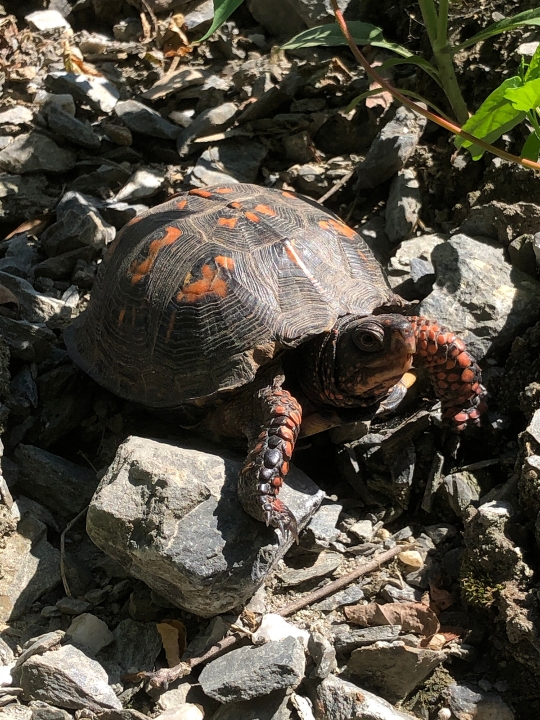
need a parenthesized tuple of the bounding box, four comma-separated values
(460, 560, 505, 608)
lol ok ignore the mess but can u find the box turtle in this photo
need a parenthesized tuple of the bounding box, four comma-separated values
(65, 184, 486, 538)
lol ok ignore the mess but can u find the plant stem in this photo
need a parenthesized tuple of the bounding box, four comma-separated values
(329, 0, 540, 172)
(528, 110, 540, 139)
(418, 0, 469, 123)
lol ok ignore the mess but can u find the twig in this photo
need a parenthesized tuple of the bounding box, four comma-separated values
(60, 507, 89, 597)
(131, 543, 403, 687)
(329, 0, 540, 173)
(318, 170, 354, 204)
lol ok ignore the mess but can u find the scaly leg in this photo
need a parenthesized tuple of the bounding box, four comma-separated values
(408, 316, 487, 431)
(237, 385, 302, 540)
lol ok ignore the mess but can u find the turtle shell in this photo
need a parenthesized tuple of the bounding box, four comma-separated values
(65, 184, 404, 407)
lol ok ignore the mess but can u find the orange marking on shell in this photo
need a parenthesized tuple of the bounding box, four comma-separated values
(461, 368, 475, 383)
(176, 199, 187, 210)
(218, 217, 238, 228)
(328, 218, 357, 239)
(229, 201, 242, 209)
(177, 263, 228, 302)
(456, 352, 471, 368)
(254, 204, 277, 216)
(215, 187, 233, 194)
(131, 226, 182, 284)
(189, 188, 212, 198)
(118, 308, 126, 326)
(165, 310, 176, 342)
(131, 306, 136, 325)
(215, 255, 235, 270)
(245, 211, 260, 222)
(282, 191, 295, 198)
(318, 220, 331, 230)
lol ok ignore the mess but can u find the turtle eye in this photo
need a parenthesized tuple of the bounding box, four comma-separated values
(352, 327, 384, 352)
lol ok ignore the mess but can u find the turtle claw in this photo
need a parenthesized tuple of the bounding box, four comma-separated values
(265, 500, 299, 543)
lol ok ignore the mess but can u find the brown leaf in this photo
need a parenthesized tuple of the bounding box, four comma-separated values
(4, 213, 52, 240)
(0, 284, 20, 317)
(344, 601, 440, 637)
(156, 619, 187, 667)
(429, 582, 455, 612)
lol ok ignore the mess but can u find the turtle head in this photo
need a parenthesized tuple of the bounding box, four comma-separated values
(299, 314, 415, 408)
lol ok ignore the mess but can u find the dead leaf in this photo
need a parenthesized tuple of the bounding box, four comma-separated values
(4, 213, 51, 240)
(344, 601, 440, 637)
(63, 41, 102, 77)
(429, 580, 455, 612)
(156, 619, 186, 667)
(159, 14, 192, 58)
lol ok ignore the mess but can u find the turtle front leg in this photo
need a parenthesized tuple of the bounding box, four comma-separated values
(408, 316, 487, 430)
(238, 386, 302, 541)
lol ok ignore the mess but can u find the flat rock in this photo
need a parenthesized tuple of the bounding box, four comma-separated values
(45, 72, 119, 114)
(20, 644, 122, 711)
(209, 689, 291, 719)
(356, 107, 427, 189)
(275, 551, 342, 586)
(0, 508, 60, 621)
(189, 139, 267, 186)
(288, 0, 352, 27)
(302, 500, 342, 550)
(331, 624, 402, 655)
(0, 272, 70, 326)
(313, 584, 365, 612)
(66, 614, 114, 655)
(177, 103, 237, 156)
(0, 174, 60, 223)
(445, 682, 514, 720)
(316, 674, 417, 720)
(86, 437, 324, 616)
(28, 701, 72, 720)
(141, 68, 209, 101)
(248, 0, 305, 36)
(47, 106, 101, 150)
(15, 444, 97, 523)
(112, 619, 162, 674)
(0, 107, 33, 125)
(114, 100, 180, 140)
(418, 233, 540, 360)
(199, 636, 305, 702)
(385, 168, 422, 243)
(115, 168, 166, 202)
(0, 133, 76, 174)
(347, 641, 445, 703)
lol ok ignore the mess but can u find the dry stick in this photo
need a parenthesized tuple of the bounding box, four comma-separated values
(137, 544, 404, 687)
(60, 506, 89, 597)
(329, 0, 540, 173)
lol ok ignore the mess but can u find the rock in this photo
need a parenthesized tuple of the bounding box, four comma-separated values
(418, 233, 540, 360)
(25, 10, 71, 31)
(34, 91, 76, 118)
(313, 584, 365, 612)
(112, 619, 162, 674)
(33, 247, 94, 281)
(209, 689, 291, 720)
(0, 174, 60, 223)
(445, 683, 514, 720)
(66, 614, 115, 655)
(347, 641, 445, 703)
(331, 624, 402, 655)
(460, 200, 540, 244)
(41, 192, 115, 257)
(302, 500, 343, 550)
(308, 631, 336, 679)
(45, 72, 119, 114)
(349, 519, 374, 542)
(141, 68, 209, 101)
(13, 631, 65, 673)
(316, 674, 417, 720)
(252, 614, 309, 646)
(276, 551, 342, 586)
(199, 636, 305, 702)
(20, 644, 122, 711)
(114, 100, 180, 140)
(288, 0, 353, 27)
(386, 233, 445, 297)
(424, 523, 457, 544)
(28, 701, 72, 720)
(385, 168, 422, 243)
(86, 436, 323, 617)
(0, 706, 33, 720)
(188, 139, 267, 186)
(0, 272, 70, 326)
(0, 508, 61, 621)
(183, 0, 214, 31)
(398, 550, 424, 569)
(0, 133, 76, 174)
(0, 233, 39, 279)
(47, 106, 101, 150)
(14, 444, 97, 523)
(356, 107, 427, 189)
(56, 597, 91, 615)
(381, 583, 422, 604)
(508, 233, 537, 277)
(0, 108, 33, 125)
(155, 707, 204, 720)
(248, 0, 306, 37)
(115, 168, 166, 202)
(176, 103, 237, 156)
(70, 163, 131, 195)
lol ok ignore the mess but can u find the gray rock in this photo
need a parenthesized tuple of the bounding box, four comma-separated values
(15, 444, 97, 523)
(114, 100, 180, 140)
(34, 91, 76, 117)
(112, 619, 162, 674)
(303, 500, 343, 550)
(20, 644, 122, 711)
(141, 68, 208, 101)
(177, 103, 237, 156)
(508, 233, 537, 277)
(418, 233, 540, 360)
(313, 584, 365, 612)
(0, 272, 70, 326)
(25, 9, 71, 31)
(288, 0, 352, 27)
(0, 707, 33, 720)
(56, 597, 91, 615)
(331, 624, 402, 655)
(29, 701, 72, 720)
(199, 636, 305, 702)
(0, 133, 76, 174)
(115, 168, 166, 202)
(0, 174, 59, 223)
(0, 107, 33, 125)
(41, 192, 115, 257)
(409, 257, 436, 295)
(209, 690, 291, 719)
(0, 509, 60, 621)
(356, 107, 427, 189)
(99, 201, 148, 228)
(446, 683, 514, 720)
(66, 614, 114, 655)
(308, 631, 336, 679)
(188, 139, 267, 186)
(381, 583, 422, 603)
(45, 72, 119, 114)
(33, 247, 94, 281)
(347, 641, 445, 702)
(276, 551, 342, 586)
(316, 674, 417, 720)
(424, 523, 457, 544)
(385, 169, 421, 243)
(87, 436, 324, 616)
(183, 0, 214, 31)
(0, 233, 39, 279)
(47, 106, 101, 150)
(248, 0, 305, 36)
(441, 471, 481, 517)
(13, 631, 65, 672)
(461, 200, 540, 244)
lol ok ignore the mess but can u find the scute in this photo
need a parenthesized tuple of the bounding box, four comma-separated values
(65, 184, 399, 407)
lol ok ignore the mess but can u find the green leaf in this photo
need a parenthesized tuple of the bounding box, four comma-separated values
(521, 130, 540, 161)
(505, 78, 540, 111)
(453, 9, 540, 52)
(525, 44, 540, 81)
(455, 77, 526, 159)
(197, 0, 245, 42)
(281, 21, 411, 58)
(378, 55, 441, 87)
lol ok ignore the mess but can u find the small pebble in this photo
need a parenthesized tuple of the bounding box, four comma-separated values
(252, 614, 309, 647)
(437, 710, 451, 720)
(398, 550, 424, 568)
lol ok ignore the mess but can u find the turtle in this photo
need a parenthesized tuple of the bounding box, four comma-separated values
(65, 183, 486, 539)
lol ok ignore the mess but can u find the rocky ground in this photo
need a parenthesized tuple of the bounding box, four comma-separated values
(0, 0, 540, 719)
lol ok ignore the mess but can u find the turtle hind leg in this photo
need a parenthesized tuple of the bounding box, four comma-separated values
(408, 316, 487, 430)
(238, 384, 302, 542)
